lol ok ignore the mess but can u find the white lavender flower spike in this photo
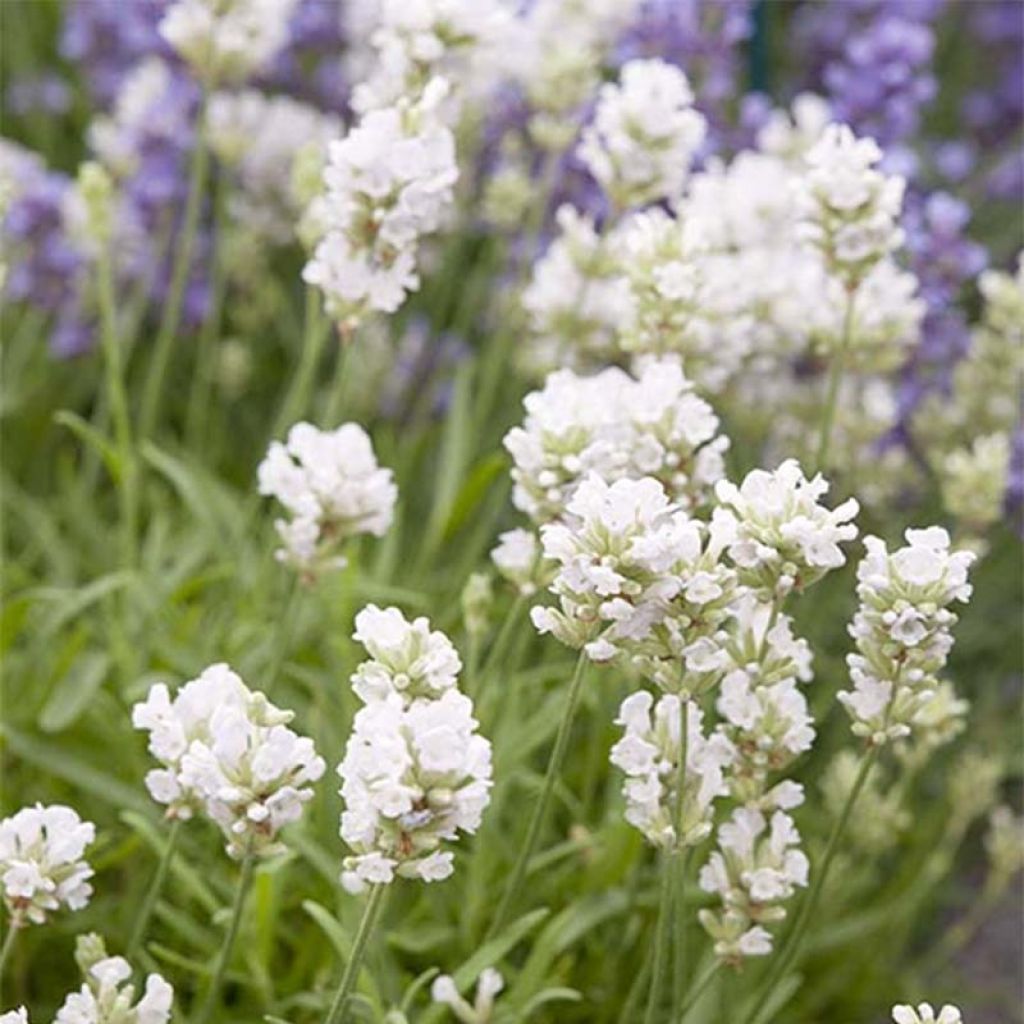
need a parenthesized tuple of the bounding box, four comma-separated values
(838, 527, 975, 746)
(133, 664, 325, 858)
(578, 57, 706, 209)
(303, 77, 458, 330)
(698, 807, 809, 962)
(610, 692, 729, 849)
(337, 689, 492, 893)
(714, 459, 859, 599)
(796, 123, 906, 287)
(159, 0, 298, 86)
(257, 421, 397, 578)
(0, 804, 95, 926)
(55, 934, 173, 1024)
(351, 604, 462, 706)
(504, 357, 728, 526)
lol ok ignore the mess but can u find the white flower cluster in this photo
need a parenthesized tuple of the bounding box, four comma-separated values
(503, 357, 728, 525)
(507, 0, 639, 150)
(159, 0, 298, 85)
(714, 595, 815, 808)
(796, 124, 906, 286)
(0, 805, 95, 926)
(938, 432, 1012, 539)
(521, 206, 631, 375)
(610, 692, 728, 849)
(352, 0, 512, 115)
(303, 78, 458, 328)
(714, 459, 859, 600)
(892, 1005, 963, 1024)
(490, 527, 545, 596)
(351, 604, 462, 704)
(54, 942, 173, 1024)
(838, 527, 975, 746)
(614, 209, 751, 393)
(431, 967, 504, 1024)
(206, 91, 340, 245)
(578, 58, 706, 210)
(698, 807, 809, 961)
(132, 663, 325, 858)
(531, 474, 735, 677)
(338, 608, 492, 893)
(257, 421, 397, 577)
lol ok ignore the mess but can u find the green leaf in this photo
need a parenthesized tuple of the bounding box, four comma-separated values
(38, 649, 110, 732)
(302, 899, 349, 958)
(2, 724, 150, 813)
(54, 409, 120, 480)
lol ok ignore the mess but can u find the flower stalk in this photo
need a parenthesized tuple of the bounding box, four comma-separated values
(323, 883, 386, 1024)
(127, 816, 183, 961)
(487, 650, 588, 937)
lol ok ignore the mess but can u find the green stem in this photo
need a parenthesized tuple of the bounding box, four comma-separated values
(474, 592, 527, 702)
(813, 287, 857, 476)
(273, 286, 329, 437)
(323, 332, 353, 428)
(139, 94, 210, 440)
(0, 919, 19, 986)
(128, 816, 183, 961)
(323, 884, 386, 1024)
(486, 650, 589, 938)
(742, 745, 877, 1024)
(669, 698, 691, 1017)
(96, 244, 139, 568)
(196, 851, 255, 1024)
(678, 960, 722, 1021)
(643, 695, 690, 1021)
(265, 575, 302, 691)
(645, 850, 675, 1024)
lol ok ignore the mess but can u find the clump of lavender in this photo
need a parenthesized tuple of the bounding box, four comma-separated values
(615, 0, 754, 155)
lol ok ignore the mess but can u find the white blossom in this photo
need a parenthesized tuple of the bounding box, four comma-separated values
(0, 1011, 27, 1024)
(796, 123, 906, 285)
(55, 954, 173, 1024)
(521, 205, 631, 375)
(0, 805, 95, 926)
(504, 357, 728, 525)
(698, 808, 808, 962)
(891, 1005, 963, 1024)
(610, 692, 728, 849)
(530, 474, 735, 678)
(257, 421, 397, 577)
(303, 78, 458, 328)
(490, 528, 545, 596)
(351, 605, 462, 705)
(352, 0, 513, 115)
(133, 664, 325, 856)
(159, 0, 298, 85)
(838, 527, 975, 745)
(714, 459, 859, 599)
(430, 967, 504, 1023)
(337, 689, 492, 892)
(577, 58, 706, 209)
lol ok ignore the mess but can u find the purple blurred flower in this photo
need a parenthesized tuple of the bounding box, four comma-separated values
(617, 0, 754, 153)
(3, 154, 94, 356)
(60, 0, 171, 106)
(6, 74, 72, 116)
(794, 0, 942, 150)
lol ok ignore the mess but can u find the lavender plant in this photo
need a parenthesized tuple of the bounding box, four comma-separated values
(1, 2, 1020, 1023)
